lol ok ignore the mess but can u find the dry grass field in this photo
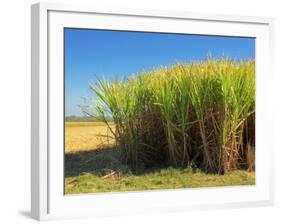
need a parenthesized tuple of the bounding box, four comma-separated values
(65, 122, 115, 153)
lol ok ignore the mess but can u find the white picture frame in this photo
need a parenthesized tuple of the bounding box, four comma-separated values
(31, 2, 274, 221)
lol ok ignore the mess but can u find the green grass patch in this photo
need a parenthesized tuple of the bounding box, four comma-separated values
(65, 168, 255, 194)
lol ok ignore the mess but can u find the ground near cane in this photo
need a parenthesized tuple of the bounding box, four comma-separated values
(64, 122, 255, 194)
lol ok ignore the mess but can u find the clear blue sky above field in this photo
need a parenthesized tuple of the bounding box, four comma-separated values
(65, 28, 255, 116)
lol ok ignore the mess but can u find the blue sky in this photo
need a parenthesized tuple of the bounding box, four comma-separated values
(65, 28, 255, 116)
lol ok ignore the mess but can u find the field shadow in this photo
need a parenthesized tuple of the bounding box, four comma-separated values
(65, 147, 172, 178)
(65, 147, 131, 178)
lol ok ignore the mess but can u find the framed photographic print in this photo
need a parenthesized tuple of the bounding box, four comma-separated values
(31, 2, 274, 221)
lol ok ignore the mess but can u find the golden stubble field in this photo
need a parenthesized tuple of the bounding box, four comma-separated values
(65, 122, 115, 153)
